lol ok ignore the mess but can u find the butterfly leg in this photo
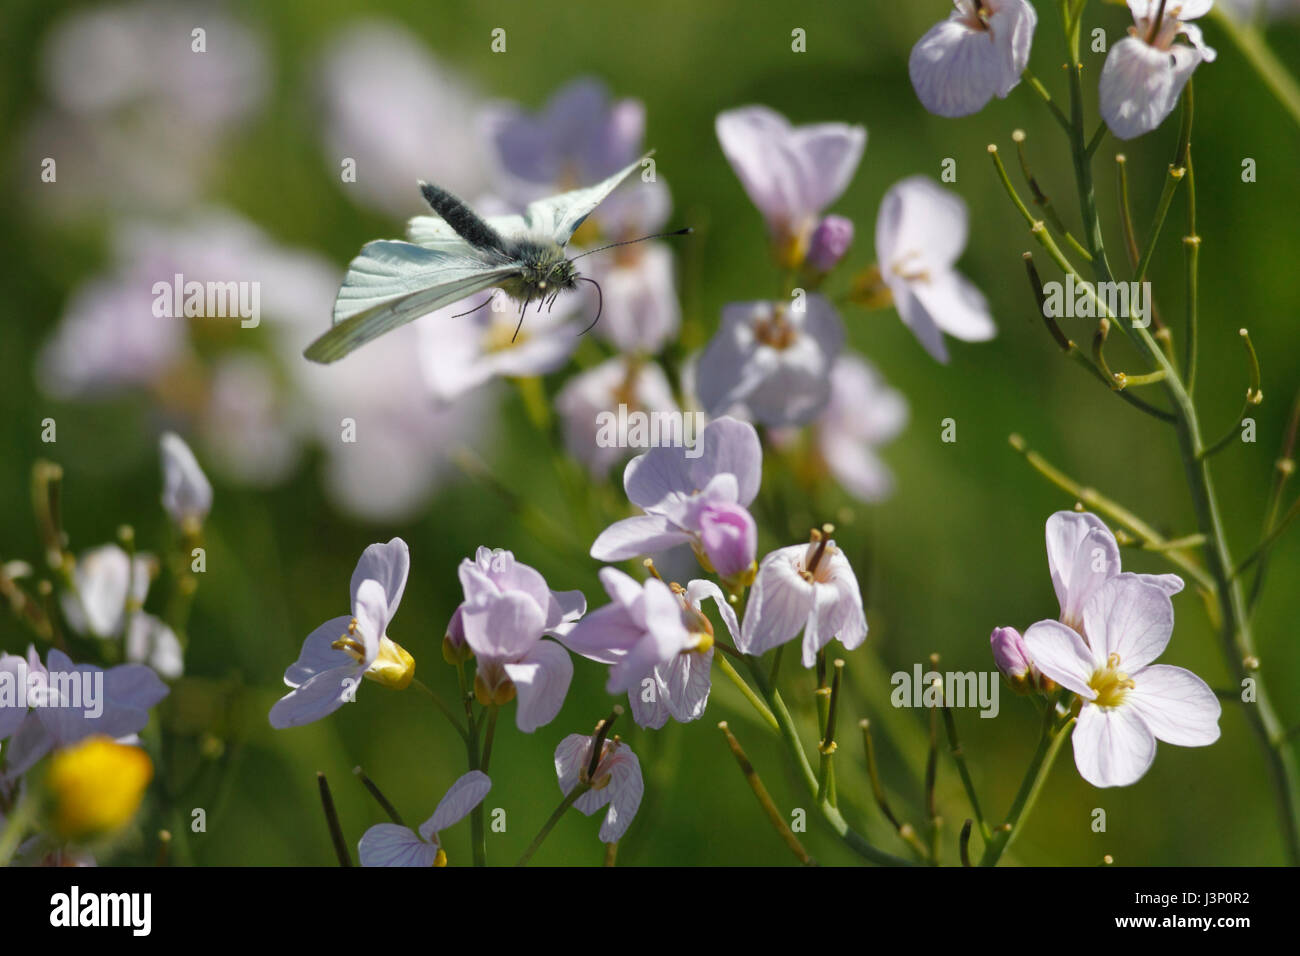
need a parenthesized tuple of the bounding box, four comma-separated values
(512, 298, 531, 343)
(451, 293, 496, 319)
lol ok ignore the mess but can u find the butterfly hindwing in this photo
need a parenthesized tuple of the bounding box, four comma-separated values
(407, 214, 529, 251)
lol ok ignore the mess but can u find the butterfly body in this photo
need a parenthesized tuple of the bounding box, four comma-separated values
(304, 154, 651, 364)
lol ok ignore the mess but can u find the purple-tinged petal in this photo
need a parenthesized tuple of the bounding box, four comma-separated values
(597, 746, 644, 843)
(546, 588, 587, 634)
(350, 537, 410, 616)
(358, 823, 438, 867)
(662, 648, 713, 723)
(268, 664, 363, 729)
(284, 616, 356, 687)
(460, 590, 546, 662)
(622, 443, 696, 512)
(590, 515, 691, 561)
(0, 654, 31, 740)
(503, 640, 573, 733)
(555, 733, 590, 796)
(159, 431, 212, 528)
(627, 674, 671, 730)
(560, 602, 642, 666)
(990, 626, 1031, 680)
(690, 417, 763, 507)
(422, 770, 492, 839)
(697, 501, 757, 579)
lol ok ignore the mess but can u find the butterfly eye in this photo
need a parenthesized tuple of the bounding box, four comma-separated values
(538, 280, 548, 290)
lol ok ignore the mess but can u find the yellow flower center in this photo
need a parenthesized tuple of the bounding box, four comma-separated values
(484, 317, 528, 353)
(753, 305, 797, 350)
(1089, 653, 1136, 708)
(47, 736, 153, 840)
(330, 619, 415, 690)
(366, 636, 416, 690)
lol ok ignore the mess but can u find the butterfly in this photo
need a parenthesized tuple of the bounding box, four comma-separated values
(304, 152, 686, 363)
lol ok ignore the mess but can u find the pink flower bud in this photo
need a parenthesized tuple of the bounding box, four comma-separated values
(697, 501, 757, 580)
(990, 626, 1031, 681)
(806, 215, 855, 273)
(442, 605, 473, 664)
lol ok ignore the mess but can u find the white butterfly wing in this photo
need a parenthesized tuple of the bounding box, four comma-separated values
(522, 153, 651, 245)
(304, 240, 516, 363)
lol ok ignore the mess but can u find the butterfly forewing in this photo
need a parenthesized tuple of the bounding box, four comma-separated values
(523, 154, 649, 244)
(304, 241, 516, 363)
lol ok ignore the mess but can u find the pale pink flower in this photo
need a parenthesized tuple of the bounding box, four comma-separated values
(358, 771, 491, 867)
(1024, 576, 1220, 787)
(909, 1, 1038, 118)
(455, 548, 585, 733)
(696, 297, 844, 426)
(591, 417, 761, 582)
(739, 535, 868, 667)
(876, 176, 996, 363)
(715, 105, 865, 267)
(1100, 1, 1216, 140)
(554, 733, 644, 842)
(1045, 511, 1183, 634)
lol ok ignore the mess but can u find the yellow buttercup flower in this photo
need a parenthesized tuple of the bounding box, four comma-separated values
(47, 736, 153, 841)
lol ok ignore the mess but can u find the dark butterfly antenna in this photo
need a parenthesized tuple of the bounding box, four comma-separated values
(452, 294, 496, 319)
(568, 227, 694, 261)
(577, 276, 604, 334)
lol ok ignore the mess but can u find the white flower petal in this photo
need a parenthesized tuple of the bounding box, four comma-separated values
(1073, 701, 1157, 787)
(1126, 664, 1221, 746)
(1082, 576, 1173, 671)
(1023, 619, 1098, 698)
(738, 545, 814, 655)
(160, 432, 213, 527)
(1100, 37, 1201, 140)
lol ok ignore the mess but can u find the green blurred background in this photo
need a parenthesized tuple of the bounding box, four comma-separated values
(1, 0, 1297, 865)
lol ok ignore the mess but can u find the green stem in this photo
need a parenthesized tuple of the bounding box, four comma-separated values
(717, 652, 778, 730)
(480, 704, 501, 774)
(0, 794, 37, 866)
(412, 678, 468, 743)
(942, 706, 991, 843)
(743, 658, 912, 866)
(515, 784, 588, 866)
(979, 706, 1074, 867)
